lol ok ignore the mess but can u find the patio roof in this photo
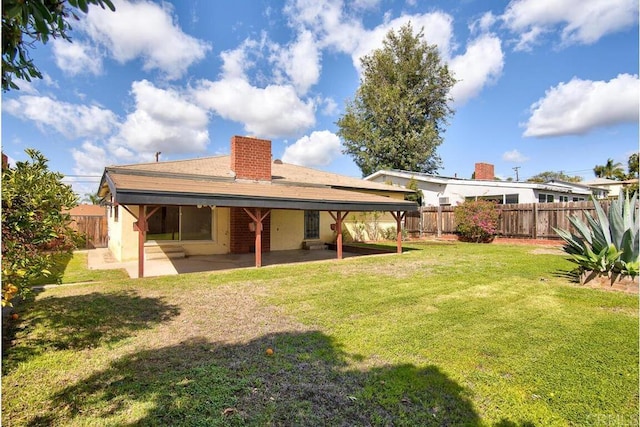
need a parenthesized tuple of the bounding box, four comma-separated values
(99, 166, 418, 212)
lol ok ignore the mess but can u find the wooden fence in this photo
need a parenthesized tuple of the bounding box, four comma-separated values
(405, 201, 633, 240)
(70, 215, 108, 248)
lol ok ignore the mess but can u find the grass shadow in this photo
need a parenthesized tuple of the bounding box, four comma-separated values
(30, 332, 481, 426)
(2, 290, 179, 375)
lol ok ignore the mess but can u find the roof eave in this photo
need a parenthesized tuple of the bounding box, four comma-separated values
(113, 190, 418, 212)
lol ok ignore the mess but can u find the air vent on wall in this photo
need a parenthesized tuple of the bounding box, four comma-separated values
(438, 197, 451, 206)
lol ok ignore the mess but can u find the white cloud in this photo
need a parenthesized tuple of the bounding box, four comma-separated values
(321, 97, 338, 115)
(110, 80, 210, 155)
(282, 130, 342, 167)
(502, 0, 638, 49)
(79, 0, 210, 79)
(3, 95, 118, 139)
(52, 39, 102, 75)
(72, 142, 111, 176)
(502, 149, 529, 162)
(193, 77, 315, 138)
(449, 34, 504, 105)
(523, 74, 640, 137)
(285, 1, 502, 103)
(270, 30, 321, 95)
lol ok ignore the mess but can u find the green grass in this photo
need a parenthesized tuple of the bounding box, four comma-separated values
(2, 242, 638, 426)
(28, 251, 128, 286)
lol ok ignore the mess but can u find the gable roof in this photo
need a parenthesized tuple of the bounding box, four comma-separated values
(98, 156, 417, 212)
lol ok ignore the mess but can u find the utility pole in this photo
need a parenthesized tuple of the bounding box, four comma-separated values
(513, 166, 520, 181)
(155, 151, 161, 162)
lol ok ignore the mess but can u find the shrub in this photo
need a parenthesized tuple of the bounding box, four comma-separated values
(554, 190, 639, 283)
(454, 200, 500, 243)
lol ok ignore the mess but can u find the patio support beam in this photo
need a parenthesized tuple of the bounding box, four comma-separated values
(131, 205, 161, 278)
(390, 211, 406, 254)
(244, 208, 271, 267)
(329, 211, 349, 260)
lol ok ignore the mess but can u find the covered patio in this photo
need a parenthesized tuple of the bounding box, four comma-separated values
(87, 246, 385, 278)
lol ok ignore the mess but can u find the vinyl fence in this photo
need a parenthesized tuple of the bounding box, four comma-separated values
(406, 201, 634, 240)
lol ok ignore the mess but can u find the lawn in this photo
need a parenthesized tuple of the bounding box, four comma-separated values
(2, 242, 638, 426)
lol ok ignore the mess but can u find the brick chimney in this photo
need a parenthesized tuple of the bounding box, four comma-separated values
(230, 136, 272, 181)
(474, 162, 494, 180)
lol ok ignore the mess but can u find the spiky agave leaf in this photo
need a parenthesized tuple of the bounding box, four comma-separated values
(609, 193, 625, 249)
(567, 214, 593, 246)
(591, 196, 612, 247)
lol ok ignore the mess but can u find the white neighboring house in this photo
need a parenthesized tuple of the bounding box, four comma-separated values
(545, 179, 609, 199)
(365, 163, 593, 207)
(582, 178, 638, 197)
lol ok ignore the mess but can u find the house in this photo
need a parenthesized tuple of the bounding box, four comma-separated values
(545, 179, 609, 199)
(365, 163, 592, 206)
(582, 177, 638, 197)
(97, 136, 417, 277)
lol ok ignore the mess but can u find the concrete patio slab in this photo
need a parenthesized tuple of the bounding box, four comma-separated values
(87, 248, 364, 278)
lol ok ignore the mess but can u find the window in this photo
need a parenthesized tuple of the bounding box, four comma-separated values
(538, 193, 554, 203)
(572, 197, 585, 202)
(304, 210, 320, 239)
(504, 194, 519, 204)
(558, 195, 569, 202)
(146, 206, 212, 241)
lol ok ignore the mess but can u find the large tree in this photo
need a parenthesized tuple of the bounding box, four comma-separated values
(593, 158, 625, 180)
(627, 153, 638, 179)
(337, 23, 456, 177)
(527, 171, 583, 183)
(2, 149, 78, 306)
(2, 0, 115, 91)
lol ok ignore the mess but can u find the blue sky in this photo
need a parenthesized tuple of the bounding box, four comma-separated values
(2, 0, 638, 197)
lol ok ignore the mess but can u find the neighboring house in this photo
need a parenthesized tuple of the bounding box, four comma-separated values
(365, 163, 592, 206)
(582, 177, 638, 197)
(545, 179, 609, 199)
(97, 136, 417, 276)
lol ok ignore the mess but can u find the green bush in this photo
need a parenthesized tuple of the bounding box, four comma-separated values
(454, 200, 500, 243)
(554, 190, 639, 282)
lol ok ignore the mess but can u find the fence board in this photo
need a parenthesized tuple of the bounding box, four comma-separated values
(70, 215, 108, 248)
(418, 200, 635, 240)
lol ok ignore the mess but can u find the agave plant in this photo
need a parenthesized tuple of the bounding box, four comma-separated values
(554, 190, 639, 283)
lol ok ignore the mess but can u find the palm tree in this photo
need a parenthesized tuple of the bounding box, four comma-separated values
(593, 158, 625, 180)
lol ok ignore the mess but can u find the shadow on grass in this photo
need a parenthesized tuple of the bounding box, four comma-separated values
(2, 290, 179, 374)
(30, 332, 480, 426)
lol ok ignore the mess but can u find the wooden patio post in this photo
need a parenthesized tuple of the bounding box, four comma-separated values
(244, 208, 270, 268)
(329, 211, 349, 260)
(391, 211, 405, 254)
(137, 205, 146, 278)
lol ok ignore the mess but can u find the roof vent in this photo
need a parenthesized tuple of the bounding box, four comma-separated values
(273, 159, 283, 164)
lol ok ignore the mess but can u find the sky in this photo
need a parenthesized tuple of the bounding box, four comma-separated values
(1, 0, 638, 198)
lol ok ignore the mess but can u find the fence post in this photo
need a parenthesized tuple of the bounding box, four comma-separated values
(437, 205, 442, 237)
(532, 204, 538, 239)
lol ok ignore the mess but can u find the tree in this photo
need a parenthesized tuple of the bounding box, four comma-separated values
(2, 0, 115, 91)
(2, 149, 78, 306)
(82, 192, 103, 204)
(593, 158, 625, 180)
(527, 171, 583, 183)
(337, 23, 456, 177)
(627, 153, 638, 179)
(404, 176, 423, 206)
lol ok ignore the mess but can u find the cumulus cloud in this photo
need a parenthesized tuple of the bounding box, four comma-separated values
(282, 130, 342, 167)
(72, 142, 111, 176)
(75, 0, 210, 79)
(110, 80, 210, 155)
(52, 39, 102, 75)
(523, 74, 639, 137)
(449, 35, 504, 105)
(502, 0, 638, 50)
(502, 149, 529, 162)
(193, 77, 315, 138)
(285, 1, 503, 104)
(270, 30, 321, 95)
(3, 95, 118, 139)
